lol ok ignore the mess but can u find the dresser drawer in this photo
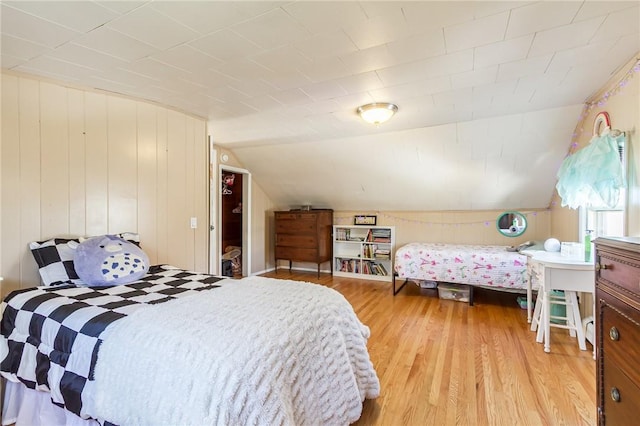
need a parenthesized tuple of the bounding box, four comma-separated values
(602, 303, 640, 385)
(275, 212, 317, 221)
(276, 219, 317, 234)
(275, 246, 318, 262)
(276, 234, 317, 249)
(598, 254, 640, 295)
(602, 357, 640, 425)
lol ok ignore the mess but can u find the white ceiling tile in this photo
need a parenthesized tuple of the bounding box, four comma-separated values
(514, 70, 568, 97)
(250, 45, 313, 73)
(335, 72, 384, 95)
(149, 1, 262, 35)
(106, 5, 199, 50)
(50, 42, 129, 72)
(451, 66, 498, 90)
(1, 54, 25, 69)
(6, 1, 119, 33)
(402, 2, 475, 33)
(202, 85, 250, 104)
(187, 69, 238, 90)
(293, 30, 359, 60)
(529, 16, 605, 57)
(73, 26, 157, 61)
(188, 29, 262, 62)
(590, 5, 640, 44)
(228, 79, 277, 98)
(330, 92, 376, 110)
(377, 50, 473, 86)
(474, 34, 533, 69)
(0, 33, 52, 60)
(96, 1, 145, 14)
(471, 1, 533, 19)
(342, 8, 410, 50)
(283, 1, 368, 34)
(241, 95, 283, 112)
(496, 54, 553, 82)
(444, 11, 509, 53)
(546, 42, 616, 74)
(298, 56, 352, 83)
(575, 1, 639, 22)
(150, 45, 222, 73)
(606, 33, 640, 67)
(121, 58, 191, 82)
(217, 58, 273, 81)
(433, 87, 473, 107)
(17, 54, 97, 77)
(270, 88, 313, 106)
(231, 8, 309, 50)
(297, 99, 342, 115)
(386, 29, 446, 64)
(94, 66, 161, 87)
(339, 44, 396, 75)
(1, 4, 81, 48)
(300, 81, 348, 101)
(368, 76, 451, 100)
(505, 2, 582, 39)
(260, 70, 312, 91)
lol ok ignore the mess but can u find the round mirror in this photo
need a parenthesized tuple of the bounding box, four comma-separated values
(496, 211, 527, 237)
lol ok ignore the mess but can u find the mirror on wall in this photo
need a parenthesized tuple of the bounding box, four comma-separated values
(496, 211, 527, 237)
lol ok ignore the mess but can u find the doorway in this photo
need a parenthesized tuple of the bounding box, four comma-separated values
(214, 163, 251, 277)
(221, 171, 243, 276)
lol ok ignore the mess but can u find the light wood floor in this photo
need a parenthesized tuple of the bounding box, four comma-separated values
(260, 270, 596, 426)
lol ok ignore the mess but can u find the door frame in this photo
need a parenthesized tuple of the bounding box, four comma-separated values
(209, 146, 252, 276)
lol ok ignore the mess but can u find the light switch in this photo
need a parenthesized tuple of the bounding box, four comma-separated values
(190, 217, 197, 229)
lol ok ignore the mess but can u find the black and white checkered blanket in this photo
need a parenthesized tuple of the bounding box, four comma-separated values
(0, 265, 225, 420)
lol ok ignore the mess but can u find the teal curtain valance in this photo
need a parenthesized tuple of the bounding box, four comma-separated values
(556, 130, 625, 209)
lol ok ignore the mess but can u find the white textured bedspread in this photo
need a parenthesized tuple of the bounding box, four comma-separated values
(92, 276, 380, 425)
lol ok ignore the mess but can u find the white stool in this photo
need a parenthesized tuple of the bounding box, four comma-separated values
(530, 290, 586, 351)
(526, 252, 595, 356)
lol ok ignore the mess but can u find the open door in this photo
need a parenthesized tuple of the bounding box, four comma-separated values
(209, 149, 251, 277)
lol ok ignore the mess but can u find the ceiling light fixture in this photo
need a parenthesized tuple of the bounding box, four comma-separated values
(357, 102, 398, 125)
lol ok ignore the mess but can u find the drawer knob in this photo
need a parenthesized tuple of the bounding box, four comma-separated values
(595, 263, 608, 271)
(609, 327, 620, 341)
(611, 387, 621, 402)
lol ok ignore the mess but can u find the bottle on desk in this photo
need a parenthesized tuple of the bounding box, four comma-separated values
(584, 230, 593, 262)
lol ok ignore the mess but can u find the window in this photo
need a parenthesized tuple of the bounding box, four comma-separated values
(579, 138, 626, 240)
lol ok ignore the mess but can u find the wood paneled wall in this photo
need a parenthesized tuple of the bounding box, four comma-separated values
(1, 73, 209, 297)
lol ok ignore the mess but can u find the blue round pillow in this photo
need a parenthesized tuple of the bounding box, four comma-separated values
(74, 235, 150, 286)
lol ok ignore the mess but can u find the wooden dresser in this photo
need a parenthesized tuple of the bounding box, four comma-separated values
(274, 209, 333, 277)
(594, 237, 640, 425)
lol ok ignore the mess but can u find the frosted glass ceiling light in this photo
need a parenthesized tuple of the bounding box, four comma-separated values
(357, 102, 398, 125)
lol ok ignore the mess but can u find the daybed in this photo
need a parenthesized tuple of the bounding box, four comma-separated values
(393, 242, 529, 304)
(1, 236, 379, 425)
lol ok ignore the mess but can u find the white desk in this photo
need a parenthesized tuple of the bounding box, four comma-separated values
(524, 251, 595, 355)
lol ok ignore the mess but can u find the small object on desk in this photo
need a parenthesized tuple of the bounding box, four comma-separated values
(544, 238, 561, 252)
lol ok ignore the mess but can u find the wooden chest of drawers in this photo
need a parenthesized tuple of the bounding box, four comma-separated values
(594, 237, 640, 425)
(274, 209, 333, 277)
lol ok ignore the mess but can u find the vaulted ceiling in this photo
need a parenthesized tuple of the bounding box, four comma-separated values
(2, 1, 639, 210)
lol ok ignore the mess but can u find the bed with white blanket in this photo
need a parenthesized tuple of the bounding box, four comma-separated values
(393, 242, 529, 303)
(1, 265, 380, 425)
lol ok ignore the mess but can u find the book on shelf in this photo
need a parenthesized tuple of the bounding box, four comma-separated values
(367, 228, 391, 243)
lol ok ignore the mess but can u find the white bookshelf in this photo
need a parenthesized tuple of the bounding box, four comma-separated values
(333, 225, 395, 282)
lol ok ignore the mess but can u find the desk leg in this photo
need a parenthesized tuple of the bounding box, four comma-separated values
(543, 288, 551, 353)
(527, 277, 532, 323)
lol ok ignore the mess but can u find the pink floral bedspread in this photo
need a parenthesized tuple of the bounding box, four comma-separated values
(394, 243, 528, 289)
